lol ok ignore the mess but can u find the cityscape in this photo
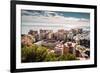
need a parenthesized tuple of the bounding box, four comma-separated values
(21, 10, 90, 63)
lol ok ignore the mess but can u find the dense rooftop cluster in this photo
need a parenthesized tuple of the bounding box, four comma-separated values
(21, 28, 90, 62)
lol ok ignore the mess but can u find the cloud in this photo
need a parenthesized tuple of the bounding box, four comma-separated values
(22, 10, 90, 27)
(21, 10, 42, 16)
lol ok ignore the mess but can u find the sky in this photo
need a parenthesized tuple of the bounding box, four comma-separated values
(21, 10, 90, 34)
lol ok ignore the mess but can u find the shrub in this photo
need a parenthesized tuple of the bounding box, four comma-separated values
(35, 46, 48, 62)
(58, 53, 77, 61)
(21, 44, 48, 62)
(21, 44, 77, 62)
(21, 44, 37, 62)
(65, 53, 77, 60)
(44, 52, 57, 61)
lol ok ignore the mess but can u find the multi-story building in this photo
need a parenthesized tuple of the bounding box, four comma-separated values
(28, 30, 39, 42)
(46, 30, 54, 40)
(67, 32, 74, 41)
(73, 31, 90, 48)
(54, 42, 64, 55)
(53, 29, 67, 41)
(64, 42, 76, 55)
(21, 34, 34, 47)
(40, 29, 47, 40)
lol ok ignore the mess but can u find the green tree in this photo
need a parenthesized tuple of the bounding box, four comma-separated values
(44, 52, 57, 61)
(21, 44, 48, 62)
(65, 53, 77, 60)
(35, 46, 48, 62)
(58, 53, 77, 61)
(21, 44, 77, 62)
(21, 44, 38, 62)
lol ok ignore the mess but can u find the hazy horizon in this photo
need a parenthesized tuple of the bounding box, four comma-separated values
(21, 10, 90, 34)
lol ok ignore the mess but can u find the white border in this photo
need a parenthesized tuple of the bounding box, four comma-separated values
(16, 4, 94, 69)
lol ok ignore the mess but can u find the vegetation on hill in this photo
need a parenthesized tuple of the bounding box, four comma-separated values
(21, 44, 77, 62)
